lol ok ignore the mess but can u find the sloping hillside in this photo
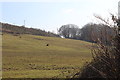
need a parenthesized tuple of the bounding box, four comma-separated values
(2, 33, 92, 78)
(1, 22, 59, 37)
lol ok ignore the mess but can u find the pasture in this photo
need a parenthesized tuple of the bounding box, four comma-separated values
(2, 33, 92, 78)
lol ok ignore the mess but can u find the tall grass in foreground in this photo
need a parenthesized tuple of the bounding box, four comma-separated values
(73, 15, 120, 78)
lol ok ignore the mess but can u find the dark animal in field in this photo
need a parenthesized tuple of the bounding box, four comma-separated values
(19, 36, 21, 38)
(46, 44, 49, 46)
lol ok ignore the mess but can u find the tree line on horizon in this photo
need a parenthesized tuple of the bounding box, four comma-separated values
(58, 23, 116, 44)
(0, 22, 59, 37)
(1, 22, 116, 44)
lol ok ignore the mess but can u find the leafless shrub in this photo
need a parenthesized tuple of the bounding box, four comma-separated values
(73, 14, 120, 78)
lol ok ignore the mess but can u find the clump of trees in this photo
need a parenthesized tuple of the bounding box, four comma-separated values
(58, 23, 115, 44)
(58, 24, 81, 39)
(80, 23, 115, 44)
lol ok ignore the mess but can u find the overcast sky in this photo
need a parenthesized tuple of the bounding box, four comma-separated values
(0, 0, 119, 33)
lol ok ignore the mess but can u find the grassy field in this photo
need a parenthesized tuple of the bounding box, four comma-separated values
(2, 33, 92, 78)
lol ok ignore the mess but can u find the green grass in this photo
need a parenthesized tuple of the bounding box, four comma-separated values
(2, 33, 92, 78)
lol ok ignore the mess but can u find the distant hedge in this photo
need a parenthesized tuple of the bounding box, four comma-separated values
(0, 22, 59, 37)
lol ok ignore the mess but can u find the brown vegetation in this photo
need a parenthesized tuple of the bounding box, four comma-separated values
(73, 15, 120, 78)
(1, 22, 59, 37)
